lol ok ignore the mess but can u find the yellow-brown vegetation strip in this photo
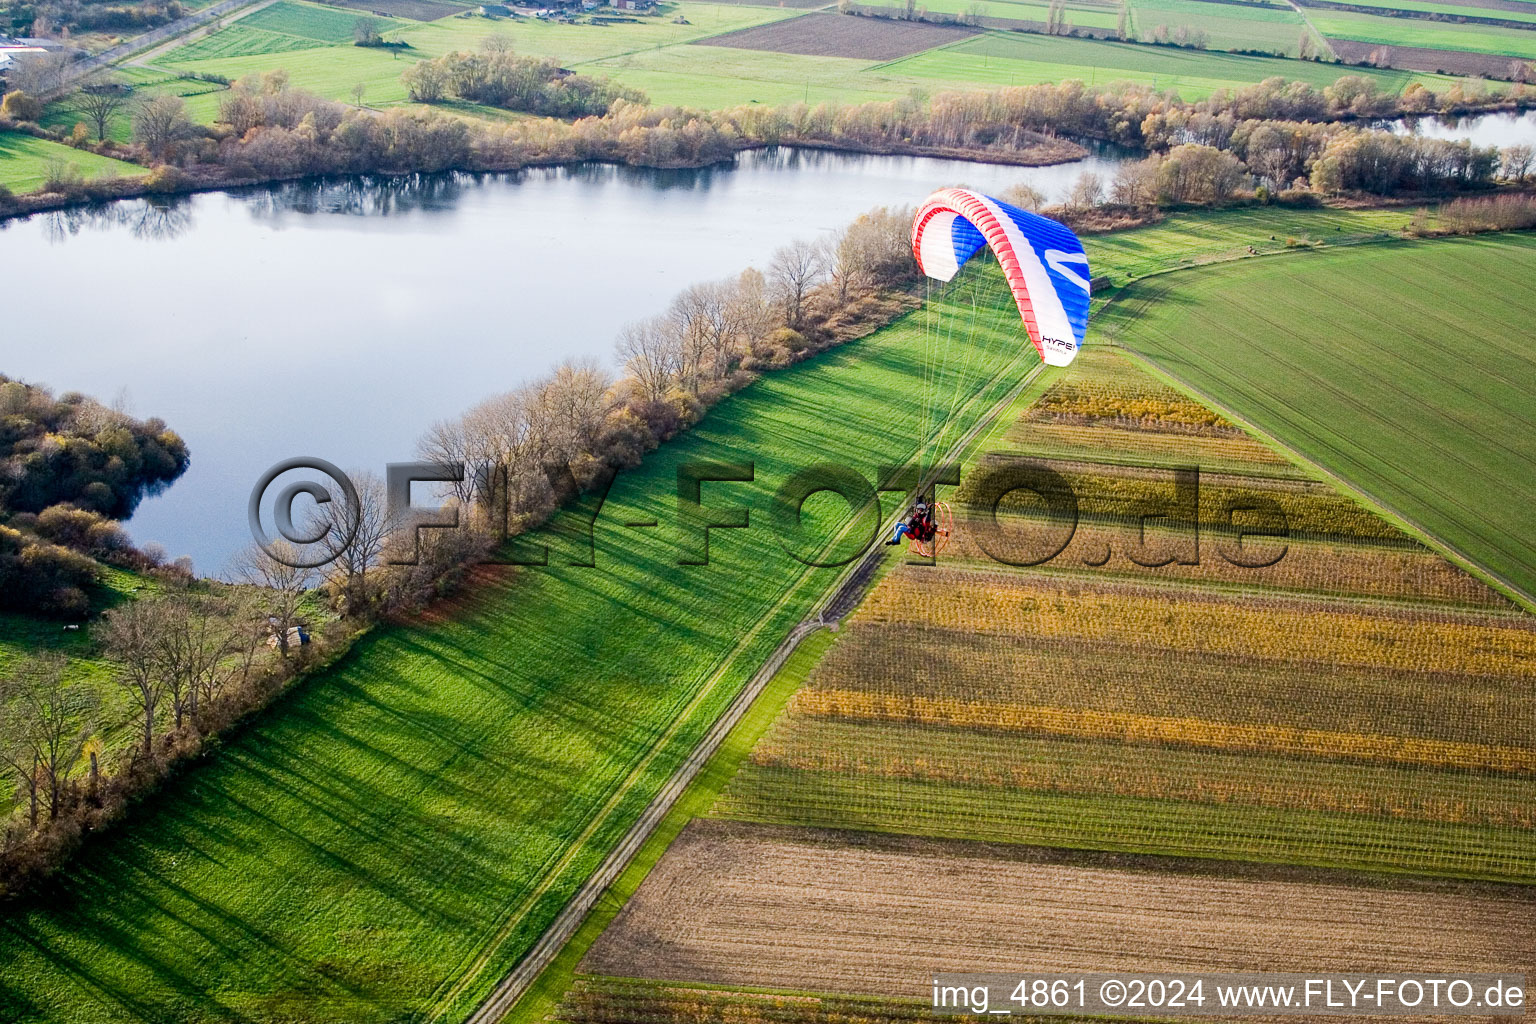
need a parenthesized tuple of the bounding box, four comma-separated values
(789, 690, 1536, 776)
(859, 570, 1536, 677)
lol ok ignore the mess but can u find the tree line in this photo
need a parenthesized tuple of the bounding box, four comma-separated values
(9, 51, 1534, 214)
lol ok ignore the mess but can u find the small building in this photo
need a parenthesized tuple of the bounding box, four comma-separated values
(613, 0, 656, 10)
(266, 624, 311, 650)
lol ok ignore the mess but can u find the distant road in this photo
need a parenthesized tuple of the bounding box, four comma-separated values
(42, 0, 265, 96)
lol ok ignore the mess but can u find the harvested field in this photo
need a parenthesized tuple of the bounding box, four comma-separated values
(582, 821, 1536, 995)
(693, 12, 979, 59)
(1328, 37, 1524, 77)
(316, 0, 470, 19)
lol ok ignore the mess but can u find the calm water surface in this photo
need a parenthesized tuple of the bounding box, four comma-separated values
(1, 146, 1129, 572)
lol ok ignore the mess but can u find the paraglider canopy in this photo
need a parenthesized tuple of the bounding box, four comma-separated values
(911, 187, 1091, 367)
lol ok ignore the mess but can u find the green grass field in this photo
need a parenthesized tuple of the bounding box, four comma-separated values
(1129, 0, 1309, 54)
(0, 133, 144, 193)
(0, 270, 1032, 1024)
(887, 29, 1459, 96)
(1309, 7, 1536, 57)
(1084, 204, 1424, 281)
(142, 1, 1470, 115)
(1320, 0, 1536, 25)
(1101, 233, 1536, 605)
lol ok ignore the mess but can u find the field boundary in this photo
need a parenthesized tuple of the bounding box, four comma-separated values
(1100, 274, 1536, 614)
(463, 359, 1049, 1024)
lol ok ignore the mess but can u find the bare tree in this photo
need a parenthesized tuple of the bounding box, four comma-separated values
(999, 183, 1046, 211)
(232, 543, 313, 657)
(5, 51, 72, 95)
(74, 81, 128, 141)
(419, 417, 479, 506)
(157, 595, 237, 729)
(1501, 143, 1533, 183)
(132, 93, 196, 160)
(769, 239, 827, 328)
(1066, 171, 1104, 210)
(535, 359, 614, 464)
(308, 469, 397, 616)
(618, 317, 681, 402)
(350, 81, 368, 108)
(7, 656, 97, 821)
(1111, 157, 1159, 205)
(102, 600, 172, 756)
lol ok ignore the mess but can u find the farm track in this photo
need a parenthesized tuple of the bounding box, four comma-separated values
(41, 0, 270, 96)
(462, 349, 1047, 1024)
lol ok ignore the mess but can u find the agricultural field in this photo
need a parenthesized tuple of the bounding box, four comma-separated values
(1102, 233, 1536, 604)
(577, 821, 1535, 997)
(1313, 0, 1536, 24)
(693, 12, 978, 60)
(1309, 6, 1536, 57)
(0, 269, 1035, 1024)
(899, 0, 1124, 30)
(886, 29, 1461, 96)
(0, 133, 144, 194)
(1129, 0, 1311, 54)
(136, 0, 1473, 116)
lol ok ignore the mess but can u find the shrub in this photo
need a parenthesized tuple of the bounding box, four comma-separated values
(0, 90, 44, 122)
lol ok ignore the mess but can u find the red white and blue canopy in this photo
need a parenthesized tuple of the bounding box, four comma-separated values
(911, 187, 1091, 367)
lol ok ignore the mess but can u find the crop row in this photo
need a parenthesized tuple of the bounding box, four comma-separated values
(999, 419, 1296, 474)
(941, 515, 1504, 606)
(743, 717, 1536, 830)
(1029, 377, 1237, 434)
(717, 762, 1536, 881)
(858, 570, 1536, 678)
(805, 625, 1536, 749)
(788, 689, 1535, 776)
(956, 456, 1409, 542)
(556, 978, 939, 1024)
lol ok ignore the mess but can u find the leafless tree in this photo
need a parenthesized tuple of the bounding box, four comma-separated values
(1067, 171, 1104, 210)
(535, 359, 614, 465)
(102, 599, 172, 756)
(308, 469, 398, 615)
(157, 595, 237, 729)
(4, 656, 97, 821)
(1111, 157, 1159, 205)
(133, 93, 197, 160)
(350, 81, 368, 108)
(769, 239, 827, 328)
(1501, 143, 1533, 183)
(999, 183, 1046, 211)
(618, 317, 681, 402)
(74, 81, 128, 141)
(6, 51, 72, 95)
(231, 543, 313, 657)
(419, 417, 480, 506)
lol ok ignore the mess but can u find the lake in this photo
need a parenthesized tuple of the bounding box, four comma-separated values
(1, 146, 1130, 574)
(1385, 108, 1536, 148)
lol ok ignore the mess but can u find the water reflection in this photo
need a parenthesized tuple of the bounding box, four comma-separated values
(0, 144, 1130, 570)
(1382, 109, 1536, 148)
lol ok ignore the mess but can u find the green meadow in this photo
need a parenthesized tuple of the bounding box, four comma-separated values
(0, 270, 1031, 1024)
(1100, 232, 1536, 604)
(1307, 7, 1536, 58)
(0, 133, 144, 193)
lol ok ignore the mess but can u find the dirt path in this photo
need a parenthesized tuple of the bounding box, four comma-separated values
(585, 820, 1536, 998)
